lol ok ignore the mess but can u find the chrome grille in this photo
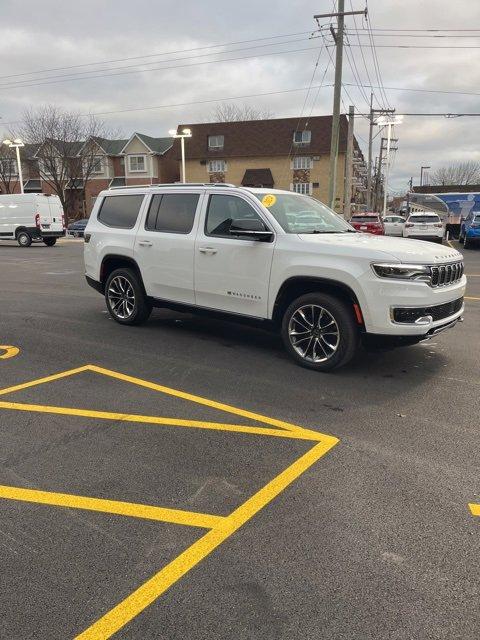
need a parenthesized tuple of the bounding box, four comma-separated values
(430, 261, 464, 287)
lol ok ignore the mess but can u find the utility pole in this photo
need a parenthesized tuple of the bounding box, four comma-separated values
(366, 102, 395, 209)
(343, 105, 355, 219)
(314, 4, 365, 211)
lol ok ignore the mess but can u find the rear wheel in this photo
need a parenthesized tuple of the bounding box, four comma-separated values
(281, 293, 359, 372)
(17, 231, 32, 247)
(43, 238, 57, 246)
(105, 268, 152, 325)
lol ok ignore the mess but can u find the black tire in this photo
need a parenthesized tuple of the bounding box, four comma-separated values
(17, 231, 32, 247)
(73, 231, 79, 238)
(43, 238, 57, 247)
(105, 268, 152, 325)
(464, 236, 473, 249)
(281, 292, 359, 372)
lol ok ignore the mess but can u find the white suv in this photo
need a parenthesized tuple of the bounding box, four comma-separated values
(84, 184, 466, 371)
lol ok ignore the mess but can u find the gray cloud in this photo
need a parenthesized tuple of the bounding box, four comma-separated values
(1, 0, 479, 193)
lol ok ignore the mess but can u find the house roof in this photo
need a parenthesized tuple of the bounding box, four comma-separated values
(241, 168, 274, 187)
(93, 137, 129, 156)
(120, 132, 173, 155)
(175, 115, 352, 160)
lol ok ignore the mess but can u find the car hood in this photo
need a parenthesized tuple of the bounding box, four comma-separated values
(297, 233, 462, 264)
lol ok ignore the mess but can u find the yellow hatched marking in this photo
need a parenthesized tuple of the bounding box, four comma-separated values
(0, 365, 90, 395)
(469, 503, 480, 517)
(0, 401, 322, 441)
(75, 438, 338, 639)
(0, 485, 222, 529)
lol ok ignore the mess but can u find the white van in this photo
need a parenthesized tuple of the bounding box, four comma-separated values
(0, 193, 65, 247)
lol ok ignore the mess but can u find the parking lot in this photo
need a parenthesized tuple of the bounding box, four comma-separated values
(0, 238, 479, 639)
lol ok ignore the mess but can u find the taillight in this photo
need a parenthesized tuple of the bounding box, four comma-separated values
(35, 213, 40, 229)
(405, 223, 414, 228)
(434, 223, 442, 228)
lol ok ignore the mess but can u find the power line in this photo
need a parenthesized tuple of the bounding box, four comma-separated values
(347, 43, 480, 48)
(0, 36, 314, 88)
(0, 30, 317, 81)
(0, 83, 334, 126)
(343, 82, 480, 97)
(0, 46, 319, 91)
(364, 2, 391, 109)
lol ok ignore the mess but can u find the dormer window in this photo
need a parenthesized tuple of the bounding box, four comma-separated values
(293, 130, 311, 145)
(208, 135, 224, 150)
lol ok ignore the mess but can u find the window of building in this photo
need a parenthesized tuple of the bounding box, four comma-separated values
(292, 156, 312, 170)
(91, 156, 104, 174)
(0, 158, 17, 175)
(291, 182, 312, 195)
(207, 159, 227, 173)
(205, 194, 265, 238)
(128, 155, 146, 172)
(293, 130, 311, 145)
(145, 193, 200, 234)
(208, 135, 224, 150)
(97, 194, 144, 229)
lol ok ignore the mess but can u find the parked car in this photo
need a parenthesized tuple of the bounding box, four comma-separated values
(403, 212, 444, 243)
(459, 210, 480, 249)
(383, 214, 405, 237)
(0, 193, 65, 247)
(84, 184, 465, 372)
(350, 212, 385, 235)
(67, 218, 89, 238)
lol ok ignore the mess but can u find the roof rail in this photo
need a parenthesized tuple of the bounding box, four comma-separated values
(108, 182, 236, 190)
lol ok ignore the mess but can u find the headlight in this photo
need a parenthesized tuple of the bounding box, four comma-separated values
(372, 263, 431, 282)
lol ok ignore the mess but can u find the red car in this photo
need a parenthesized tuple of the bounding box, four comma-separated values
(350, 213, 385, 235)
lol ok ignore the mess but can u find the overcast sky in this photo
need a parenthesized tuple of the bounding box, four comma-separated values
(1, 0, 479, 193)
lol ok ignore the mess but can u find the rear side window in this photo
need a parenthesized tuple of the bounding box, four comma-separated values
(97, 195, 144, 229)
(145, 193, 199, 234)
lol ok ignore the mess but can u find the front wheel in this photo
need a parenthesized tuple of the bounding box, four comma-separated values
(43, 238, 57, 246)
(17, 231, 32, 247)
(105, 268, 152, 325)
(281, 293, 359, 372)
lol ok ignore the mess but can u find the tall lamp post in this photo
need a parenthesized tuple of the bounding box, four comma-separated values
(3, 138, 25, 193)
(168, 128, 192, 183)
(420, 165, 430, 187)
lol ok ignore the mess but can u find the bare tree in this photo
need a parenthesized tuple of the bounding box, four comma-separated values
(431, 160, 480, 186)
(12, 106, 112, 220)
(0, 146, 19, 194)
(209, 102, 274, 122)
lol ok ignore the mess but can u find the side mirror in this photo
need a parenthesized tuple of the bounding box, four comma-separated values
(229, 218, 273, 241)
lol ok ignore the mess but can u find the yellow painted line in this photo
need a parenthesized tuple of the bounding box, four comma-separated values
(75, 437, 338, 639)
(0, 345, 20, 360)
(465, 296, 480, 301)
(0, 485, 222, 529)
(447, 239, 455, 248)
(87, 364, 304, 435)
(469, 503, 480, 517)
(0, 364, 90, 396)
(0, 400, 323, 441)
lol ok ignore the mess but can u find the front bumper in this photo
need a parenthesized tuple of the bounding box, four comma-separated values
(359, 272, 467, 336)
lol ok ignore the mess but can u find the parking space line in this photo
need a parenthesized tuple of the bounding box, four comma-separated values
(0, 345, 20, 360)
(0, 365, 91, 396)
(0, 485, 223, 529)
(469, 503, 480, 516)
(88, 365, 305, 435)
(0, 400, 323, 441)
(75, 438, 337, 640)
(465, 296, 480, 301)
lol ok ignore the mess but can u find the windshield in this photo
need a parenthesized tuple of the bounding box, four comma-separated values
(409, 215, 440, 223)
(254, 192, 354, 234)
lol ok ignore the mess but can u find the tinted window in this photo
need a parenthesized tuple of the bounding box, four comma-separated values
(409, 215, 440, 223)
(146, 193, 199, 234)
(206, 194, 264, 238)
(98, 195, 144, 229)
(351, 216, 380, 224)
(474, 214, 480, 223)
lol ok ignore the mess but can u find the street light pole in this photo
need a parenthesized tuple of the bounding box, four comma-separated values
(3, 138, 25, 194)
(169, 128, 192, 183)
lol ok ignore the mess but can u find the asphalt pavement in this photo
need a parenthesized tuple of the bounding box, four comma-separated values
(0, 237, 479, 639)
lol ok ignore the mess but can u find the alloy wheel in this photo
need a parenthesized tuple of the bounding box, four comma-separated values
(107, 275, 136, 320)
(288, 304, 340, 363)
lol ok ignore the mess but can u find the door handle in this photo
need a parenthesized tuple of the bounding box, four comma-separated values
(198, 247, 217, 255)
(138, 240, 153, 247)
